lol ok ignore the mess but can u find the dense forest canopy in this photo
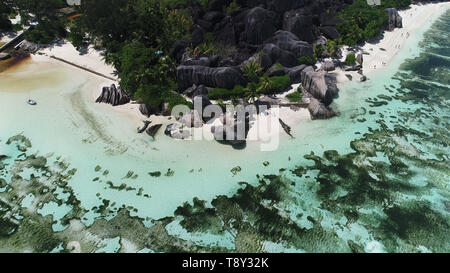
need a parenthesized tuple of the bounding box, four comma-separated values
(1, 0, 416, 108)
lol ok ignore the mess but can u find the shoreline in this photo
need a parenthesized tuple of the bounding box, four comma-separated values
(333, 2, 450, 84)
(4, 1, 447, 143)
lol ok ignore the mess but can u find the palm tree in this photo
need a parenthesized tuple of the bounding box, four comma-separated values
(245, 82, 260, 103)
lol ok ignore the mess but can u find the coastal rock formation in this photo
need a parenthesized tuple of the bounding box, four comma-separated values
(260, 43, 299, 68)
(285, 64, 307, 83)
(386, 8, 403, 31)
(242, 7, 277, 45)
(146, 124, 163, 139)
(165, 123, 190, 140)
(322, 61, 335, 72)
(308, 98, 336, 120)
(177, 65, 247, 90)
(211, 112, 251, 148)
(95, 84, 130, 106)
(301, 66, 339, 105)
(356, 53, 364, 65)
(283, 10, 315, 43)
(137, 121, 151, 134)
(138, 102, 171, 117)
(265, 31, 314, 60)
(186, 85, 211, 97)
(180, 110, 203, 128)
(319, 26, 340, 40)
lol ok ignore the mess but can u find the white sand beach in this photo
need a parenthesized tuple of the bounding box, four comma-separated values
(3, 1, 445, 143)
(333, 2, 450, 83)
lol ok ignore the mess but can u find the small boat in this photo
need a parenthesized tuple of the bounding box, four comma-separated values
(27, 99, 37, 105)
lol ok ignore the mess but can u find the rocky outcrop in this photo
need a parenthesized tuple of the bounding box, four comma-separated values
(95, 84, 130, 106)
(308, 98, 336, 120)
(165, 123, 190, 140)
(186, 85, 211, 97)
(356, 53, 363, 65)
(211, 111, 251, 149)
(177, 65, 247, 90)
(285, 64, 307, 83)
(139, 103, 171, 117)
(322, 61, 335, 72)
(180, 110, 203, 128)
(261, 43, 299, 68)
(242, 7, 277, 45)
(283, 10, 315, 43)
(146, 124, 163, 139)
(319, 26, 340, 40)
(266, 0, 305, 13)
(137, 121, 151, 134)
(386, 8, 403, 31)
(265, 31, 314, 59)
(301, 66, 339, 105)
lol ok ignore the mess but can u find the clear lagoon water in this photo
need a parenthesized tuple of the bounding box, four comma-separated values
(0, 9, 449, 253)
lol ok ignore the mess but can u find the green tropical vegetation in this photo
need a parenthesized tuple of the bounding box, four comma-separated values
(337, 0, 412, 46)
(0, 2, 12, 31)
(70, 0, 193, 108)
(1, 0, 417, 107)
(345, 53, 357, 65)
(208, 75, 291, 101)
(286, 90, 303, 103)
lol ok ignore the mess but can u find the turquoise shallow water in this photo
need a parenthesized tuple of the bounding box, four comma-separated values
(0, 9, 449, 252)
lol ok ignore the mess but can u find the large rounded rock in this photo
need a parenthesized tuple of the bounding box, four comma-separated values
(266, 0, 305, 13)
(356, 53, 364, 65)
(386, 8, 403, 31)
(165, 123, 191, 140)
(203, 11, 226, 24)
(265, 30, 314, 59)
(322, 60, 335, 72)
(139, 104, 161, 117)
(242, 7, 277, 45)
(177, 65, 247, 90)
(283, 10, 315, 43)
(261, 43, 299, 68)
(190, 24, 205, 46)
(308, 98, 336, 120)
(95, 84, 130, 106)
(285, 64, 307, 83)
(319, 26, 340, 40)
(301, 66, 339, 105)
